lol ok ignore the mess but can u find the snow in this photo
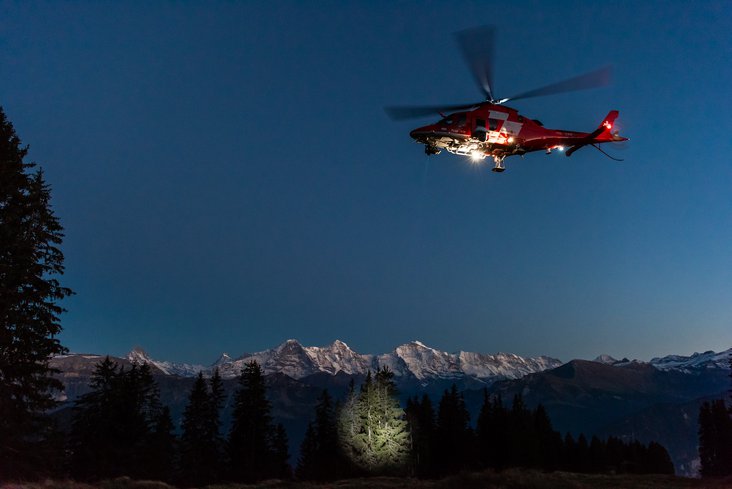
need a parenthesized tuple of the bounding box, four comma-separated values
(77, 342, 732, 383)
(126, 347, 205, 377)
(128, 339, 564, 382)
(649, 348, 731, 372)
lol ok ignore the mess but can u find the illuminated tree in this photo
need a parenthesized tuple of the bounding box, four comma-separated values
(338, 368, 410, 474)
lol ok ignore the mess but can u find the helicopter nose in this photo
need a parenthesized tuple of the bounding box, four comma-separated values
(410, 125, 432, 139)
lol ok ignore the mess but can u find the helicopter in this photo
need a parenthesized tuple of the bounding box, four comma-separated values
(385, 27, 627, 172)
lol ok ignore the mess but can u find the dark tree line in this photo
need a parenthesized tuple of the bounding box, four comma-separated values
(70, 358, 173, 480)
(68, 358, 290, 486)
(295, 380, 674, 481)
(406, 388, 673, 477)
(697, 355, 732, 478)
(0, 107, 73, 478)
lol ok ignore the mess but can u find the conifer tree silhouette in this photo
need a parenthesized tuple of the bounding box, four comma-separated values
(272, 423, 291, 479)
(0, 107, 73, 478)
(699, 397, 732, 477)
(228, 360, 275, 482)
(70, 358, 164, 480)
(145, 406, 177, 482)
(180, 372, 221, 485)
(296, 422, 318, 480)
(70, 356, 120, 479)
(435, 384, 474, 475)
(297, 389, 342, 480)
(405, 394, 435, 477)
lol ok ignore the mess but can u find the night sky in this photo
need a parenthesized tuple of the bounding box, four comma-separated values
(2, 2, 731, 364)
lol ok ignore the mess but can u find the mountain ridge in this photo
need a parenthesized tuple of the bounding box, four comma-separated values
(121, 339, 565, 383)
(105, 339, 732, 383)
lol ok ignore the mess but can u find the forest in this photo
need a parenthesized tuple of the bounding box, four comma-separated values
(56, 357, 677, 485)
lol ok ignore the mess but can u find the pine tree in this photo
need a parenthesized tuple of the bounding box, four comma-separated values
(338, 368, 410, 475)
(435, 384, 474, 475)
(646, 441, 674, 474)
(145, 406, 177, 482)
(508, 393, 531, 467)
(476, 388, 494, 468)
(575, 433, 590, 472)
(228, 360, 275, 482)
(180, 373, 221, 485)
(70, 356, 120, 479)
(298, 389, 342, 480)
(533, 404, 561, 470)
(405, 394, 435, 477)
(0, 107, 73, 478)
(208, 368, 226, 464)
(69, 358, 164, 480)
(699, 398, 732, 477)
(272, 423, 291, 479)
(337, 378, 361, 475)
(562, 433, 577, 471)
(296, 422, 318, 480)
(372, 368, 410, 472)
(490, 394, 509, 470)
(588, 435, 606, 473)
(315, 390, 339, 467)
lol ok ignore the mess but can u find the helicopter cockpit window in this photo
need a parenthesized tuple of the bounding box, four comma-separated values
(440, 114, 466, 127)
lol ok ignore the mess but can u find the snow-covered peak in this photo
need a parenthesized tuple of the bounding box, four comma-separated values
(303, 340, 373, 376)
(393, 341, 462, 380)
(126, 347, 204, 377)
(594, 354, 619, 365)
(123, 340, 562, 383)
(457, 351, 562, 380)
(650, 348, 731, 372)
(127, 346, 153, 364)
(212, 353, 232, 367)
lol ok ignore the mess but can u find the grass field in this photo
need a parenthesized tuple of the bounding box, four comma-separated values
(4, 470, 732, 489)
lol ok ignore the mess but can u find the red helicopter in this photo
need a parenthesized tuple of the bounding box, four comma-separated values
(385, 27, 627, 172)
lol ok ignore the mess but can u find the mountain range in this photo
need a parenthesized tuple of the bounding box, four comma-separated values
(117, 339, 730, 383)
(49, 340, 731, 477)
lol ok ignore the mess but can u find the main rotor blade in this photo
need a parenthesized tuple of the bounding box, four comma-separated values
(501, 65, 612, 103)
(384, 103, 480, 121)
(454, 26, 496, 101)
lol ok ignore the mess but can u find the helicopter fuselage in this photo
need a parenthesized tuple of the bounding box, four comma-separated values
(409, 103, 626, 166)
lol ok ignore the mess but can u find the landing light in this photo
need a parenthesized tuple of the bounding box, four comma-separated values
(557, 146, 565, 151)
(470, 151, 483, 162)
(508, 137, 515, 144)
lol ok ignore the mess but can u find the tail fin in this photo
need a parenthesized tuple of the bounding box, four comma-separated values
(566, 110, 621, 157)
(601, 110, 619, 132)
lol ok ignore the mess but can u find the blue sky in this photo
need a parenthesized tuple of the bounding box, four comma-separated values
(1, 1, 731, 364)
